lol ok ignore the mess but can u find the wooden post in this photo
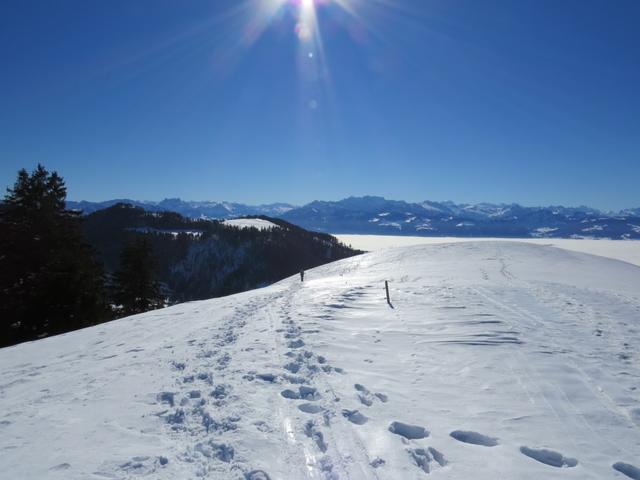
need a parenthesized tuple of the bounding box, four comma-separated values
(385, 280, 390, 305)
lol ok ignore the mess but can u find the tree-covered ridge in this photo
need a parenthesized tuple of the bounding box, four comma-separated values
(82, 203, 362, 303)
(1, 166, 361, 348)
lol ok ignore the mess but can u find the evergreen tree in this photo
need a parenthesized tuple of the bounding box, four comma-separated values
(0, 165, 107, 347)
(111, 236, 164, 316)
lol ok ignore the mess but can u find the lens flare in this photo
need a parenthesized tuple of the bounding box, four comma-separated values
(203, 0, 398, 113)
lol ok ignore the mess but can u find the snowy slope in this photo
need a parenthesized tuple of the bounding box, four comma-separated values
(1, 242, 639, 480)
(222, 218, 280, 230)
(335, 235, 640, 267)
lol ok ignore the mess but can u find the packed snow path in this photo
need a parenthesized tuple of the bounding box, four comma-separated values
(1, 242, 639, 479)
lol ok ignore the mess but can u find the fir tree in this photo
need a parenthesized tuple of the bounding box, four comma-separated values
(0, 165, 107, 346)
(111, 236, 164, 316)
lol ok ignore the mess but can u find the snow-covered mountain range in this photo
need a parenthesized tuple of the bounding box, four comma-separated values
(67, 198, 295, 219)
(280, 197, 640, 239)
(1, 241, 639, 479)
(69, 196, 640, 239)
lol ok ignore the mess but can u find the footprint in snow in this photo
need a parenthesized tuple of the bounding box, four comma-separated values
(287, 339, 305, 349)
(613, 462, 640, 480)
(171, 361, 186, 371)
(519, 446, 577, 468)
(304, 421, 328, 452)
(196, 372, 213, 385)
(298, 403, 324, 414)
(210, 384, 228, 400)
(375, 392, 389, 402)
(157, 392, 176, 407)
(245, 470, 271, 480)
(450, 430, 499, 447)
(255, 373, 277, 383)
(342, 409, 368, 425)
(281, 373, 307, 385)
(409, 447, 447, 474)
(388, 421, 429, 440)
(281, 386, 320, 401)
(281, 389, 300, 400)
(194, 441, 234, 462)
(354, 383, 388, 406)
(284, 361, 301, 374)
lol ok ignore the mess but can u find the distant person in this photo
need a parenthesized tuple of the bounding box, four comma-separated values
(300, 269, 304, 282)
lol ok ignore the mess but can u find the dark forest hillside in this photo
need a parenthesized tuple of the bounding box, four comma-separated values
(83, 204, 362, 302)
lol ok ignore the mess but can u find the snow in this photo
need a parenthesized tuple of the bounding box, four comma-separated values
(222, 218, 279, 231)
(488, 207, 511, 218)
(379, 222, 402, 229)
(582, 225, 606, 233)
(335, 235, 640, 267)
(416, 221, 435, 232)
(420, 202, 445, 213)
(1, 242, 640, 479)
(129, 227, 203, 237)
(532, 227, 558, 237)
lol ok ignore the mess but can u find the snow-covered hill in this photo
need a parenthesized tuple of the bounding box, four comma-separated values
(335, 235, 640, 268)
(222, 218, 280, 231)
(1, 242, 639, 479)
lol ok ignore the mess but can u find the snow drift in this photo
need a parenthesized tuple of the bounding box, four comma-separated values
(1, 242, 639, 479)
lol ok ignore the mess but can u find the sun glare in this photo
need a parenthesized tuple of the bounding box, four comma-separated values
(215, 0, 383, 113)
(246, 0, 346, 47)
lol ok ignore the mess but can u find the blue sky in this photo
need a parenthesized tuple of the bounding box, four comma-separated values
(1, 0, 638, 210)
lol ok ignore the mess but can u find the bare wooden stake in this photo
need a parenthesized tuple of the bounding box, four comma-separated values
(385, 280, 390, 305)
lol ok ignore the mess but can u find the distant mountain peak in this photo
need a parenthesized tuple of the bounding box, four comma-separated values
(279, 197, 640, 239)
(66, 197, 640, 239)
(67, 198, 297, 219)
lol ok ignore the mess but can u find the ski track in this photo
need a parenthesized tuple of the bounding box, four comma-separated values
(1, 242, 639, 479)
(268, 284, 377, 480)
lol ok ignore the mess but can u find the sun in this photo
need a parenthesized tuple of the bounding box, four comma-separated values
(215, 0, 376, 92)
(253, 0, 351, 45)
